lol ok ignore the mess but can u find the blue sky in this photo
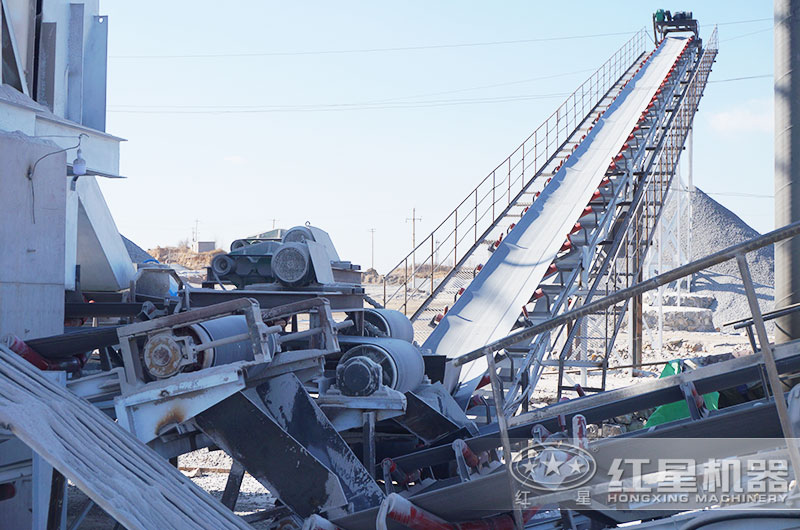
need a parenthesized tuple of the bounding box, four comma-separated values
(99, 1, 774, 272)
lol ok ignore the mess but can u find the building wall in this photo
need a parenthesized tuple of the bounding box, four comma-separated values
(0, 130, 66, 339)
(192, 241, 216, 253)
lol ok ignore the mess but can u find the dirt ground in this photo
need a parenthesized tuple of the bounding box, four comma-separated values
(66, 462, 274, 529)
(529, 329, 756, 403)
(65, 326, 760, 529)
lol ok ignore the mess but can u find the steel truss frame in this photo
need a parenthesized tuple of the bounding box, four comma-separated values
(493, 29, 719, 415)
(379, 30, 649, 342)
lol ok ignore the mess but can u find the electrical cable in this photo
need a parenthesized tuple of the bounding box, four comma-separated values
(26, 134, 86, 224)
(108, 17, 774, 60)
(107, 92, 570, 114)
(722, 26, 773, 42)
(707, 74, 772, 83)
(109, 30, 641, 59)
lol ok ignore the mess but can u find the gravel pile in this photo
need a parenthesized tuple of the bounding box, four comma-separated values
(120, 234, 155, 264)
(658, 187, 774, 332)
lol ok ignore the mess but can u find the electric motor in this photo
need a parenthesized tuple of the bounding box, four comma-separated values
(272, 242, 313, 287)
(338, 337, 425, 394)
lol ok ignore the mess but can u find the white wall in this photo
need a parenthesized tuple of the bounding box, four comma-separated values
(0, 130, 66, 339)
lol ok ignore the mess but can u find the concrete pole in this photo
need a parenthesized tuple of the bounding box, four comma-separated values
(368, 228, 376, 270)
(406, 208, 422, 288)
(775, 0, 800, 343)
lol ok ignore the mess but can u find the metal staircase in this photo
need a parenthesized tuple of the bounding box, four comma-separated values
(380, 30, 649, 344)
(382, 27, 718, 422)
(499, 29, 719, 414)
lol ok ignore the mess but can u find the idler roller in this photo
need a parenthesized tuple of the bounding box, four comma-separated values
(190, 315, 258, 367)
(364, 308, 414, 342)
(142, 315, 277, 379)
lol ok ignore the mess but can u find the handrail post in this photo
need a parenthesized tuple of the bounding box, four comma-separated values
(507, 157, 511, 204)
(454, 209, 459, 266)
(474, 189, 478, 244)
(403, 257, 408, 316)
(492, 171, 496, 220)
(430, 237, 434, 296)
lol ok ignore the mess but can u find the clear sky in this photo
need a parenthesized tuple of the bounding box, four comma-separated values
(99, 1, 774, 272)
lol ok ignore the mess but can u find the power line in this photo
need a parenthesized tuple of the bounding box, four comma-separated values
(106, 17, 776, 60)
(108, 30, 641, 59)
(722, 26, 773, 42)
(105, 72, 776, 115)
(708, 17, 772, 26)
(105, 73, 776, 115)
(706, 191, 774, 199)
(107, 92, 570, 114)
(107, 66, 592, 112)
(364, 67, 595, 104)
(707, 74, 773, 83)
(676, 189, 773, 199)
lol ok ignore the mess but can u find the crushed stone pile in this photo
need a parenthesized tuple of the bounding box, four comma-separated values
(121, 234, 155, 264)
(658, 187, 774, 332)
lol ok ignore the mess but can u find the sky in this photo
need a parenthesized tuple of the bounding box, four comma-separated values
(98, 1, 775, 273)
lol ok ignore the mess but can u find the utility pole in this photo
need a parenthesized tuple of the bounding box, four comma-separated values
(368, 228, 376, 270)
(271, 218, 279, 230)
(191, 219, 199, 251)
(406, 208, 422, 287)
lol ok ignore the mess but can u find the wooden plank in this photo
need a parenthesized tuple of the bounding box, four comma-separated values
(0, 345, 250, 530)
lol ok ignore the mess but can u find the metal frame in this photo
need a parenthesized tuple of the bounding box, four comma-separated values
(116, 297, 272, 389)
(380, 30, 649, 337)
(471, 29, 719, 417)
(548, 29, 718, 399)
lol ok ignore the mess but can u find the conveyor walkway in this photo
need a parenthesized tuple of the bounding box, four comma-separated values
(423, 36, 691, 389)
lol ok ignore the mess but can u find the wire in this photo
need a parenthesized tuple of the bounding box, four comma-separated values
(706, 192, 774, 199)
(105, 71, 775, 114)
(109, 67, 591, 112)
(364, 67, 595, 105)
(722, 26, 773, 42)
(707, 74, 773, 83)
(27, 134, 86, 223)
(106, 17, 775, 60)
(675, 188, 773, 199)
(109, 30, 641, 59)
(107, 92, 569, 114)
(708, 17, 772, 26)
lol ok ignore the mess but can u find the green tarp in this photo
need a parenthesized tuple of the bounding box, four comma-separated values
(644, 360, 719, 427)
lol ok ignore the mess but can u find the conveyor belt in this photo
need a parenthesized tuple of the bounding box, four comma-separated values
(423, 36, 690, 389)
(0, 345, 249, 530)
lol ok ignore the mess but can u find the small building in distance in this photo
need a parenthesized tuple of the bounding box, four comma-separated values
(192, 241, 216, 253)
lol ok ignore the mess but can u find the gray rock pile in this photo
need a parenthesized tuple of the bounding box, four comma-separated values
(657, 187, 774, 332)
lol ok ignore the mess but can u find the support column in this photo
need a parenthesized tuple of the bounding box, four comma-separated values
(775, 0, 800, 343)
